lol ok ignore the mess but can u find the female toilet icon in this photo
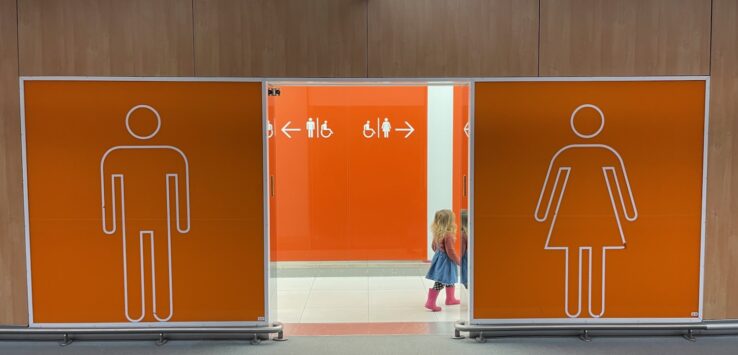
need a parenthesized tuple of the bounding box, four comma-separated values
(534, 103, 638, 319)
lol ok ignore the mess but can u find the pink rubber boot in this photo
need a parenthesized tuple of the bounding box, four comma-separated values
(445, 286, 461, 305)
(425, 288, 442, 312)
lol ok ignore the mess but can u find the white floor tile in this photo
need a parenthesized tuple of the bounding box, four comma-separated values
(421, 278, 435, 289)
(305, 290, 369, 309)
(311, 277, 368, 291)
(368, 276, 425, 291)
(277, 290, 310, 310)
(369, 307, 440, 323)
(274, 276, 463, 323)
(369, 289, 427, 309)
(275, 277, 314, 291)
(274, 308, 303, 323)
(434, 308, 465, 322)
(300, 307, 369, 323)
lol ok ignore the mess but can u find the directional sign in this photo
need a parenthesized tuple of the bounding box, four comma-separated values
(363, 118, 415, 139)
(281, 121, 301, 138)
(464, 121, 470, 137)
(395, 121, 415, 138)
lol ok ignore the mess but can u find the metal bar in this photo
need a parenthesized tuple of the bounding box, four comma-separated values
(455, 320, 708, 331)
(0, 323, 284, 342)
(453, 320, 738, 340)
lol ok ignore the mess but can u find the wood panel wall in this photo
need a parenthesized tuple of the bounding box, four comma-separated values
(704, 0, 738, 320)
(0, 0, 736, 325)
(0, 0, 28, 325)
(18, 0, 195, 76)
(194, 0, 367, 77)
(539, 0, 711, 76)
(367, 0, 538, 77)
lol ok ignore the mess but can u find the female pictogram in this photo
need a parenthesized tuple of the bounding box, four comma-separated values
(534, 104, 637, 318)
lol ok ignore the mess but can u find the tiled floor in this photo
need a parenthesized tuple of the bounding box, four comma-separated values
(274, 276, 468, 323)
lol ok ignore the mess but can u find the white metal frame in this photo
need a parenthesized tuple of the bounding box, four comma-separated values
(18, 75, 709, 329)
(19, 76, 269, 328)
(467, 76, 710, 325)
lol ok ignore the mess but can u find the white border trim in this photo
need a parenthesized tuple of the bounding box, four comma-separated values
(19, 77, 267, 328)
(468, 76, 709, 326)
(261, 81, 271, 324)
(19, 78, 34, 325)
(699, 77, 711, 319)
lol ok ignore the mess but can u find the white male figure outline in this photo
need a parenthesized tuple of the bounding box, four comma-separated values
(100, 104, 191, 323)
(306, 118, 316, 138)
(381, 118, 392, 138)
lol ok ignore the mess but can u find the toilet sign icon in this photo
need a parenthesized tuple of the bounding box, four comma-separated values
(362, 118, 414, 139)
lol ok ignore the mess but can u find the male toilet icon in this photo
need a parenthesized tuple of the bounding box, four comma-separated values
(100, 104, 191, 322)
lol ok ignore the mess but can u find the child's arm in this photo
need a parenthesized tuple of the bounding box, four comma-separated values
(444, 234, 461, 265)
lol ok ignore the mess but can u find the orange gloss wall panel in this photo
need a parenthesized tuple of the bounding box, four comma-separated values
(23, 81, 265, 324)
(473, 80, 706, 320)
(269, 86, 427, 261)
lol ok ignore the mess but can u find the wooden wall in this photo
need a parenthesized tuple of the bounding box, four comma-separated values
(0, 0, 28, 325)
(0, 0, 736, 324)
(704, 0, 738, 320)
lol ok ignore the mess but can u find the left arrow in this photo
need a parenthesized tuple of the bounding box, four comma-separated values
(281, 121, 301, 139)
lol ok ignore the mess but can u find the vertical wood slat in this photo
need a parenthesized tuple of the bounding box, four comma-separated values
(704, 0, 738, 320)
(0, 0, 29, 325)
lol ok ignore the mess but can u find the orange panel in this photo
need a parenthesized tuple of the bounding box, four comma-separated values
(24, 80, 265, 324)
(270, 86, 427, 261)
(473, 80, 706, 320)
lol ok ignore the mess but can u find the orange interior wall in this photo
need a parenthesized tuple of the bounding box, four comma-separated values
(269, 86, 428, 261)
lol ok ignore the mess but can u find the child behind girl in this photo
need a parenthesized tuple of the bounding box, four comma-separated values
(424, 209, 461, 312)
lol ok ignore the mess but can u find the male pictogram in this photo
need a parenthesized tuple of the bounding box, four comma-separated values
(534, 104, 637, 319)
(100, 104, 191, 322)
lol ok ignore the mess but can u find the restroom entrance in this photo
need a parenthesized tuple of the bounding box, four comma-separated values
(266, 81, 471, 325)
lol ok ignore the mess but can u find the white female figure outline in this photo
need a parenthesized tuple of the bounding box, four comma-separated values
(100, 105, 191, 322)
(534, 104, 637, 318)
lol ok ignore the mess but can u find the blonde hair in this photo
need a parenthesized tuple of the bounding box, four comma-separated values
(431, 209, 457, 245)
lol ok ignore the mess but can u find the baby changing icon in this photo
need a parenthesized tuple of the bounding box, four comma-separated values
(100, 105, 191, 323)
(534, 104, 638, 319)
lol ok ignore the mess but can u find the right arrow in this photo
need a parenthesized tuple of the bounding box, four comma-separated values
(394, 121, 415, 138)
(281, 121, 301, 139)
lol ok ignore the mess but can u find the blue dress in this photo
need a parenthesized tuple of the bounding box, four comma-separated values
(426, 250, 458, 285)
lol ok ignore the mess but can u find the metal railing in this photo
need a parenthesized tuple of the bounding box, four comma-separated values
(453, 320, 738, 343)
(0, 322, 285, 346)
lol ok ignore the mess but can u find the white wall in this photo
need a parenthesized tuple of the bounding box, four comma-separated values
(426, 86, 455, 259)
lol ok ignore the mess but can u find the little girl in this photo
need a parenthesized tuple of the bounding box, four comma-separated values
(424, 209, 461, 312)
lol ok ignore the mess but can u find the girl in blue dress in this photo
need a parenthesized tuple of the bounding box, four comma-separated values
(425, 209, 461, 312)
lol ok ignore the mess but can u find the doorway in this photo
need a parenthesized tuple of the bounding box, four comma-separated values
(266, 81, 471, 326)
